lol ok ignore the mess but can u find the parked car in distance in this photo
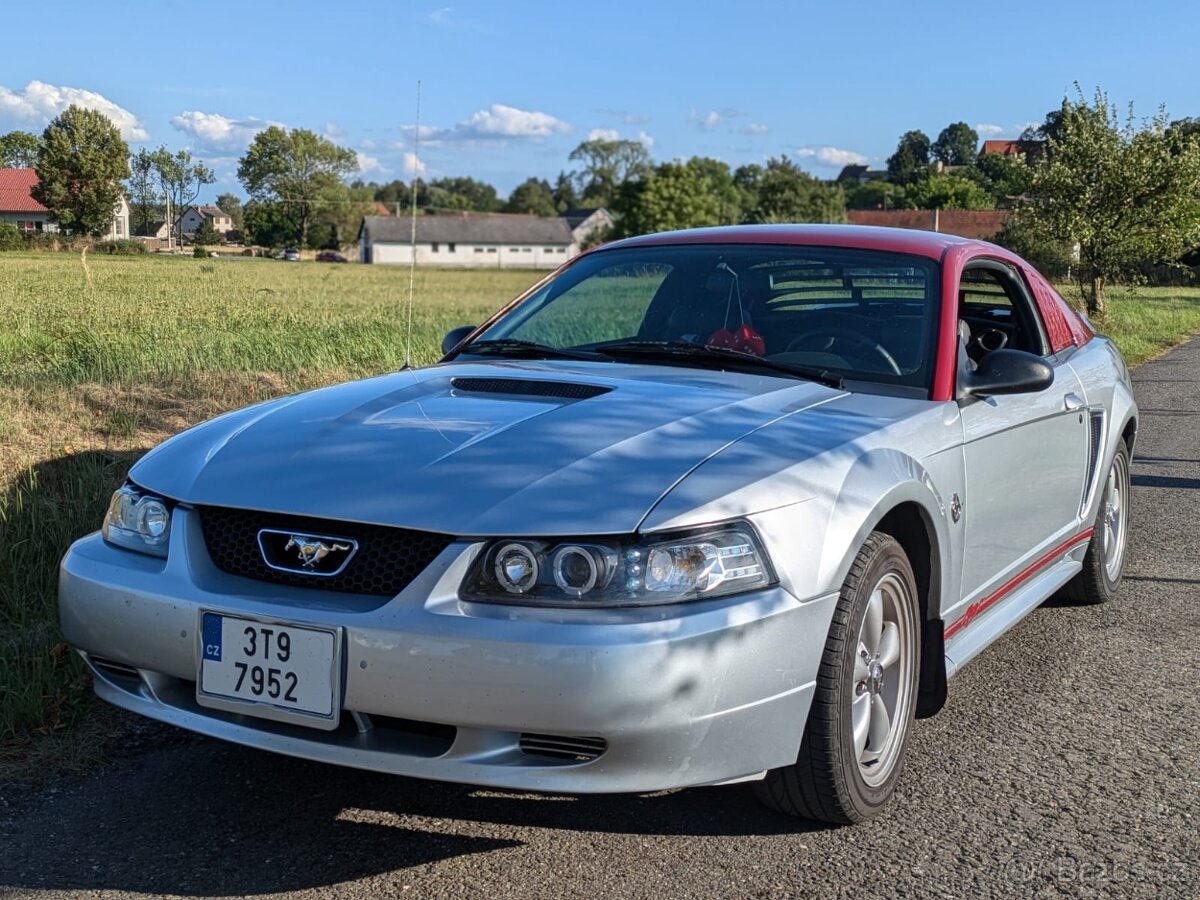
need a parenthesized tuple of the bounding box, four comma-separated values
(59, 225, 1136, 824)
(315, 251, 348, 263)
(281, 247, 301, 262)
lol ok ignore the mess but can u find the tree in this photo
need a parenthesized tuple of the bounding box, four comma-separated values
(32, 106, 129, 237)
(970, 152, 1033, 199)
(238, 126, 358, 248)
(126, 148, 162, 236)
(743, 156, 847, 224)
(568, 139, 652, 206)
(905, 173, 994, 210)
(193, 216, 220, 246)
(845, 179, 906, 210)
(886, 130, 931, 185)
(612, 157, 737, 237)
(551, 171, 579, 212)
(424, 176, 501, 212)
(215, 192, 244, 231)
(309, 181, 376, 248)
(243, 199, 298, 247)
(504, 177, 557, 216)
(151, 147, 214, 242)
(0, 130, 39, 168)
(373, 179, 410, 209)
(932, 122, 979, 166)
(1020, 88, 1200, 315)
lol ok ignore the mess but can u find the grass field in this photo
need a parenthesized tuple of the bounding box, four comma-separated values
(2, 250, 1198, 772)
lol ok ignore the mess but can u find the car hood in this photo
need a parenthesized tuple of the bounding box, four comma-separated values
(130, 360, 842, 536)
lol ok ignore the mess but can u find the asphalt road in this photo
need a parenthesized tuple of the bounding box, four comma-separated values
(2, 338, 1198, 900)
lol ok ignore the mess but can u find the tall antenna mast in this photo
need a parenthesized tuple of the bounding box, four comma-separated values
(403, 79, 422, 370)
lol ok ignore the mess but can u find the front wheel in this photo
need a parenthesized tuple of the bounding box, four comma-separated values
(755, 531, 921, 823)
(1064, 439, 1131, 605)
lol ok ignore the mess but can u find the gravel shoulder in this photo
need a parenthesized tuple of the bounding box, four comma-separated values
(2, 338, 1197, 900)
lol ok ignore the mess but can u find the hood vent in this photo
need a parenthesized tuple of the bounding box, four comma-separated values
(451, 377, 610, 401)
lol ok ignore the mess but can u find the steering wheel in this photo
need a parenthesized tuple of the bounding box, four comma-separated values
(786, 328, 903, 376)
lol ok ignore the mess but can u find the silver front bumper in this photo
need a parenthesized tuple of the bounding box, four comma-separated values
(59, 508, 837, 793)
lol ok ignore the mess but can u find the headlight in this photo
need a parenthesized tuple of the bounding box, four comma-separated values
(461, 525, 773, 607)
(101, 485, 172, 558)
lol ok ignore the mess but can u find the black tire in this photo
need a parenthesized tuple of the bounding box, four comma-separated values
(754, 531, 921, 823)
(1064, 439, 1131, 605)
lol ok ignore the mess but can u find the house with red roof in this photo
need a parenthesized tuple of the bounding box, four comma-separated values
(0, 167, 130, 239)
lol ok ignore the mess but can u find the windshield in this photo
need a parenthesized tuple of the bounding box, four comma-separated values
(471, 244, 941, 391)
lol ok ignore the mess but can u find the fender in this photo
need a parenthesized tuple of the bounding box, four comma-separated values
(815, 449, 956, 619)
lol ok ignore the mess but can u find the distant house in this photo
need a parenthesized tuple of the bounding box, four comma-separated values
(836, 165, 888, 184)
(0, 167, 130, 238)
(560, 207, 613, 245)
(980, 139, 1042, 160)
(176, 204, 233, 235)
(358, 212, 577, 268)
(142, 220, 171, 240)
(847, 209, 1010, 241)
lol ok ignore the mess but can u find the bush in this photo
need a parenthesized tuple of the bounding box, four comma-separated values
(0, 221, 23, 251)
(93, 239, 147, 256)
(193, 245, 209, 258)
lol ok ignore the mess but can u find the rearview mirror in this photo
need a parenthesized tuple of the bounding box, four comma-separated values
(960, 349, 1054, 400)
(442, 325, 477, 356)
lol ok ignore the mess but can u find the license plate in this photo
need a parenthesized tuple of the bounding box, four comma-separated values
(197, 612, 339, 727)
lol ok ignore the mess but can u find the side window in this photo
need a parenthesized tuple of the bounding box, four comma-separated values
(958, 264, 1047, 357)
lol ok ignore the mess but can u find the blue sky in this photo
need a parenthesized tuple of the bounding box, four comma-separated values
(2, 1, 1196, 199)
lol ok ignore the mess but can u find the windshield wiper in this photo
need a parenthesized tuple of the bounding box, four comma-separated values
(593, 340, 845, 389)
(463, 338, 608, 362)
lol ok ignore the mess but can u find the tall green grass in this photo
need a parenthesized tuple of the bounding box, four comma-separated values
(0, 253, 543, 750)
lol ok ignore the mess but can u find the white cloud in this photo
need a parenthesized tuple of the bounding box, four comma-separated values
(587, 127, 620, 142)
(409, 104, 571, 145)
(170, 110, 278, 152)
(324, 121, 343, 138)
(635, 130, 655, 149)
(795, 146, 868, 167)
(356, 151, 387, 175)
(459, 104, 570, 139)
(360, 138, 377, 150)
(975, 123, 1004, 136)
(691, 109, 723, 130)
(740, 122, 770, 136)
(425, 6, 453, 25)
(402, 152, 426, 175)
(0, 79, 148, 141)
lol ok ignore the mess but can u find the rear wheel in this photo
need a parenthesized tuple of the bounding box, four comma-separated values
(755, 532, 920, 823)
(1064, 439, 1131, 605)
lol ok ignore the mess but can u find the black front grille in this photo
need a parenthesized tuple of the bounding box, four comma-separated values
(197, 507, 454, 596)
(451, 377, 610, 400)
(519, 733, 608, 762)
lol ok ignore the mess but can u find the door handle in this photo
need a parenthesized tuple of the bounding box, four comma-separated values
(1064, 392, 1085, 411)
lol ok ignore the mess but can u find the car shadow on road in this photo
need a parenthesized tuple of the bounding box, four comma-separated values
(0, 736, 826, 896)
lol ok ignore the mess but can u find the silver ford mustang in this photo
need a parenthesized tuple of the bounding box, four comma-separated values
(59, 225, 1136, 823)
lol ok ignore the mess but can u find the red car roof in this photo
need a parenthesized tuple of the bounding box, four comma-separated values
(600, 224, 986, 261)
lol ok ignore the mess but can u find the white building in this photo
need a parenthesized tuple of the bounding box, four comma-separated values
(176, 204, 234, 235)
(0, 167, 130, 239)
(561, 207, 614, 246)
(358, 212, 577, 268)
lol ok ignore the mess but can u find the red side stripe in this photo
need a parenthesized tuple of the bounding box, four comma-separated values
(944, 529, 1094, 639)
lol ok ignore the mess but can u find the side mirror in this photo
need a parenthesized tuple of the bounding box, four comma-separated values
(441, 325, 477, 356)
(959, 349, 1054, 400)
